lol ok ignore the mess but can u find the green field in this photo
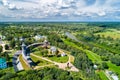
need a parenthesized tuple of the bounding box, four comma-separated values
(48, 56, 69, 63)
(63, 39, 83, 51)
(63, 39, 102, 63)
(85, 50, 102, 63)
(90, 42, 120, 54)
(30, 55, 52, 66)
(96, 71, 108, 80)
(107, 62, 120, 78)
(96, 29, 120, 39)
(19, 55, 31, 70)
(34, 52, 69, 63)
(0, 67, 14, 73)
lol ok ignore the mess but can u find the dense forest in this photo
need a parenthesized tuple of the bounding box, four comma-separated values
(0, 67, 83, 80)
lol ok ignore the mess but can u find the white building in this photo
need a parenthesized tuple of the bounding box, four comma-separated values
(61, 53, 66, 57)
(34, 35, 47, 41)
(111, 74, 119, 80)
(93, 64, 98, 69)
(106, 70, 119, 80)
(50, 46, 57, 55)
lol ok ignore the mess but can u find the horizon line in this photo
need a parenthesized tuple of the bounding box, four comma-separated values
(0, 20, 120, 23)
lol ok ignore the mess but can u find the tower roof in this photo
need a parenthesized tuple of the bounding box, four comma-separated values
(22, 42, 26, 47)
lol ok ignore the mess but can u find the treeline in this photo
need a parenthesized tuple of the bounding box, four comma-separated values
(0, 67, 82, 80)
(76, 32, 120, 66)
(87, 22, 120, 28)
(71, 48, 100, 80)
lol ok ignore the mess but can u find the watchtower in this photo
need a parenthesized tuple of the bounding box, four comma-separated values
(22, 42, 27, 60)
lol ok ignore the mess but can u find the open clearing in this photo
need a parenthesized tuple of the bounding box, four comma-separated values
(19, 55, 31, 70)
(30, 55, 52, 66)
(95, 29, 120, 39)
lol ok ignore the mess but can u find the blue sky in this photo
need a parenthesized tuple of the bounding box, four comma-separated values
(0, 0, 120, 22)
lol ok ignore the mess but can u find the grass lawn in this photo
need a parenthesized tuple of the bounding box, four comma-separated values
(95, 29, 120, 39)
(63, 39, 83, 51)
(96, 70, 108, 80)
(63, 39, 102, 63)
(69, 55, 74, 63)
(90, 42, 120, 54)
(85, 50, 102, 63)
(30, 55, 52, 66)
(19, 55, 31, 70)
(33, 49, 69, 63)
(48, 56, 69, 63)
(0, 67, 14, 73)
(107, 62, 120, 78)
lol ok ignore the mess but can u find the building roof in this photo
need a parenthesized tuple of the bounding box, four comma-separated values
(34, 35, 47, 40)
(22, 42, 26, 47)
(50, 46, 57, 52)
(0, 58, 6, 64)
(111, 75, 119, 80)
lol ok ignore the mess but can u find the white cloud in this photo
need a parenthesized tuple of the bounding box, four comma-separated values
(2, 0, 9, 6)
(8, 4, 16, 10)
(0, 0, 120, 21)
(97, 11, 106, 16)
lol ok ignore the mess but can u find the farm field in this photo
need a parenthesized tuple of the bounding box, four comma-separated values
(95, 29, 120, 39)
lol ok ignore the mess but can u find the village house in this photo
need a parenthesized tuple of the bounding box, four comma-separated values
(61, 53, 66, 57)
(34, 35, 47, 41)
(50, 46, 58, 55)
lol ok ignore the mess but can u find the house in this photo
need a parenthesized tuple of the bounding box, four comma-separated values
(34, 35, 47, 41)
(106, 70, 119, 80)
(61, 53, 66, 57)
(111, 74, 119, 80)
(93, 64, 98, 69)
(42, 39, 50, 48)
(50, 46, 57, 55)
(0, 58, 7, 69)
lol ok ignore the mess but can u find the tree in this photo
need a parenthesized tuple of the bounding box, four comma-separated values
(102, 62, 109, 69)
(10, 40, 16, 49)
(110, 54, 120, 66)
(4, 52, 10, 61)
(0, 45, 3, 53)
(5, 44, 9, 50)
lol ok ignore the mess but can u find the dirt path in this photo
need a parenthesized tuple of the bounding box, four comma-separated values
(1, 43, 5, 52)
(34, 64, 55, 69)
(31, 53, 79, 72)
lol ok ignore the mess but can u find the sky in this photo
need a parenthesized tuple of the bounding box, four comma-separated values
(0, 0, 120, 22)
